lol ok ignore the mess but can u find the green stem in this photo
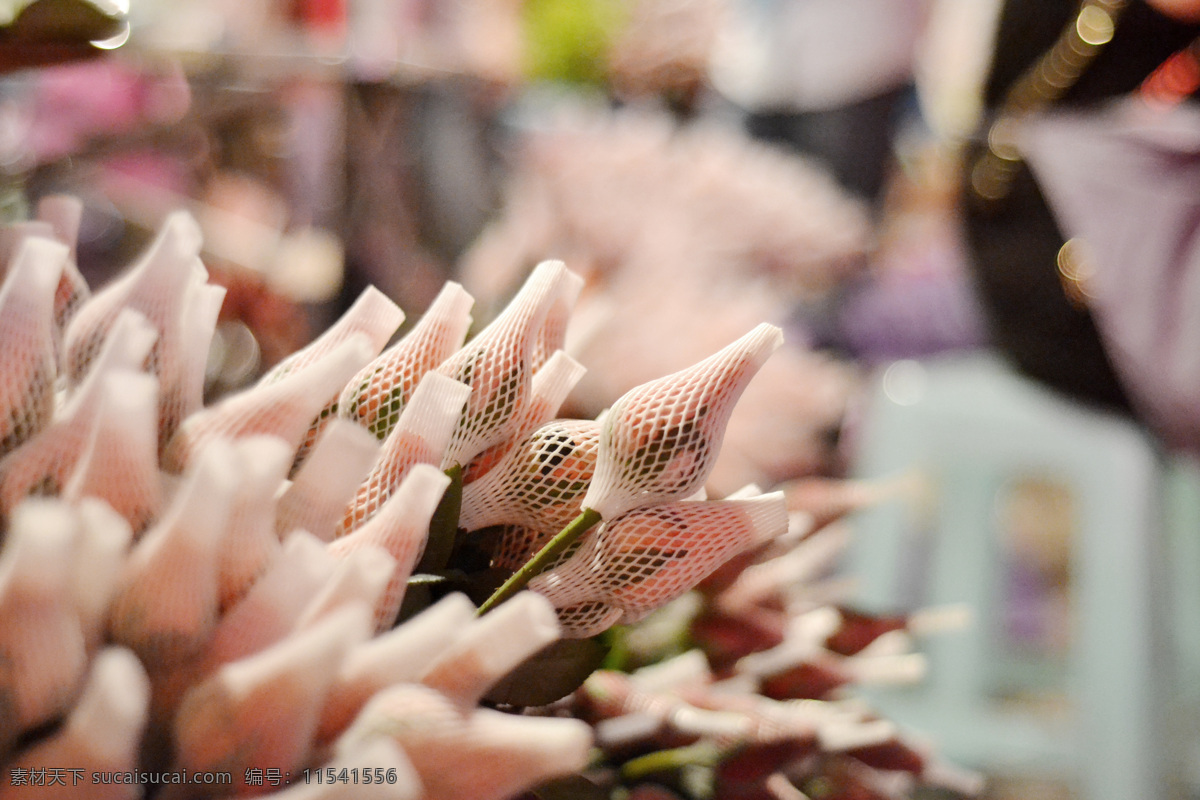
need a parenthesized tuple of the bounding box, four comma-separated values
(477, 506, 602, 615)
(620, 742, 724, 782)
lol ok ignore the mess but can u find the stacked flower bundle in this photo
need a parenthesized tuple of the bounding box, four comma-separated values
(0, 198, 974, 800)
(460, 110, 868, 493)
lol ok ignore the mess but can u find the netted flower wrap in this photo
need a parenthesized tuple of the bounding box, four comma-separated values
(337, 372, 469, 537)
(531, 492, 788, 637)
(163, 335, 375, 473)
(276, 419, 381, 542)
(335, 681, 592, 800)
(582, 322, 783, 519)
(338, 281, 474, 442)
(34, 195, 91, 335)
(0, 648, 148, 800)
(63, 371, 161, 536)
(0, 309, 155, 516)
(463, 349, 586, 482)
(461, 418, 600, 536)
(63, 211, 204, 398)
(262, 287, 404, 469)
(437, 260, 573, 469)
(215, 437, 294, 610)
(328, 464, 450, 632)
(0, 237, 67, 458)
(203, 531, 336, 670)
(174, 606, 372, 791)
(0, 501, 89, 753)
(316, 593, 476, 745)
(107, 439, 237, 667)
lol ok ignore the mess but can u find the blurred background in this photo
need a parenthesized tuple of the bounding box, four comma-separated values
(4, 0, 1200, 798)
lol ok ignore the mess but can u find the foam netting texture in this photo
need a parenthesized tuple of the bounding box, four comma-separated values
(460, 418, 600, 535)
(61, 213, 214, 450)
(582, 322, 782, 520)
(436, 261, 571, 470)
(337, 372, 470, 537)
(530, 493, 788, 637)
(462, 349, 585, 483)
(264, 287, 404, 469)
(162, 334, 374, 474)
(63, 371, 162, 536)
(0, 238, 66, 460)
(338, 281, 474, 443)
(329, 464, 449, 632)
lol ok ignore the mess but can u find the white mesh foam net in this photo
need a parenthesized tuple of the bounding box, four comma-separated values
(582, 322, 783, 520)
(0, 238, 67, 459)
(460, 418, 600, 536)
(163, 335, 374, 474)
(338, 281, 474, 443)
(337, 372, 470, 537)
(462, 349, 585, 482)
(436, 261, 571, 469)
(0, 309, 155, 517)
(263, 287, 404, 470)
(530, 493, 788, 637)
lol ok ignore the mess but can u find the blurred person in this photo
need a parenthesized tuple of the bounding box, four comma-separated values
(713, 0, 931, 205)
(961, 0, 1200, 452)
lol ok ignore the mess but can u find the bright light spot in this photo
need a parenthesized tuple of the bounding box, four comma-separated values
(92, 21, 131, 50)
(882, 360, 927, 407)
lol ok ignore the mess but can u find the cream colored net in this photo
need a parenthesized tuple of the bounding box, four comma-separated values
(328, 464, 450, 632)
(0, 238, 68, 459)
(163, 335, 374, 474)
(0, 310, 155, 517)
(0, 501, 89, 748)
(108, 438, 236, 667)
(462, 349, 586, 482)
(276, 418, 381, 542)
(215, 437, 293, 610)
(338, 281, 474, 442)
(530, 492, 788, 637)
(582, 323, 783, 519)
(34, 196, 91, 335)
(63, 211, 204, 387)
(437, 261, 571, 470)
(337, 372, 469, 537)
(63, 371, 162, 537)
(460, 418, 600, 536)
(262, 287, 404, 469)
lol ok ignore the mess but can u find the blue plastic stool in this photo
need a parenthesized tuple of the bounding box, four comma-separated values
(844, 354, 1173, 800)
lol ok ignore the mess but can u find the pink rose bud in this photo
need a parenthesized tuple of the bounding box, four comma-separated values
(463, 349, 586, 482)
(583, 323, 783, 520)
(0, 501, 88, 748)
(108, 439, 237, 666)
(339, 372, 470, 536)
(0, 309, 155, 517)
(276, 418, 381, 542)
(339, 281, 474, 441)
(437, 261, 575, 469)
(0, 237, 67, 457)
(63, 371, 161, 535)
(0, 648, 149, 800)
(63, 211, 204, 387)
(460, 418, 599, 537)
(164, 334, 375, 473)
(263, 287, 404, 469)
(329, 463, 451, 632)
(532, 492, 788, 637)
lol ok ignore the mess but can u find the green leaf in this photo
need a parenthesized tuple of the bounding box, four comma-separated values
(416, 464, 463, 574)
(531, 774, 610, 800)
(484, 637, 610, 707)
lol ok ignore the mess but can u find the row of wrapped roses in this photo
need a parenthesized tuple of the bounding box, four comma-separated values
(0, 198, 976, 799)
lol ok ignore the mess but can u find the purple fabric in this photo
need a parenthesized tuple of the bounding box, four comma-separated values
(1023, 98, 1200, 454)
